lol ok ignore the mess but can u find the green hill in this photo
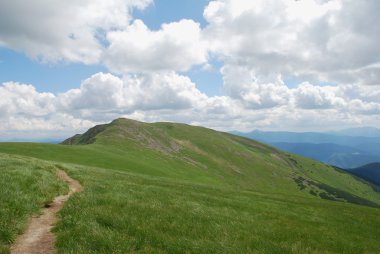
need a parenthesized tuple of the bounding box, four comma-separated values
(0, 118, 379, 253)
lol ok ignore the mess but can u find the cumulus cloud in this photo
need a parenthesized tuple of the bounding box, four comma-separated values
(1, 71, 380, 140)
(0, 0, 208, 72)
(203, 0, 380, 85)
(0, 82, 55, 117)
(293, 83, 346, 109)
(58, 72, 207, 121)
(0, 0, 152, 63)
(59, 73, 126, 112)
(221, 65, 290, 109)
(104, 19, 208, 73)
(0, 82, 94, 140)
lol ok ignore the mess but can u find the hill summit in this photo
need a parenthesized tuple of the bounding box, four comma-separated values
(63, 118, 182, 154)
(61, 118, 380, 208)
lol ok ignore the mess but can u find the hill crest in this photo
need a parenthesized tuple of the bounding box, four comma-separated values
(56, 118, 380, 208)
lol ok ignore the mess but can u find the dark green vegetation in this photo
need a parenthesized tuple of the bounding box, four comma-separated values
(349, 162, 380, 186)
(0, 154, 67, 254)
(0, 118, 380, 253)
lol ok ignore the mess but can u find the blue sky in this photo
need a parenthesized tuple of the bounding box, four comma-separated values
(0, 0, 379, 139)
(0, 48, 106, 93)
(133, 0, 210, 29)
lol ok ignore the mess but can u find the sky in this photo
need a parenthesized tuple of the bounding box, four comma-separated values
(0, 0, 380, 140)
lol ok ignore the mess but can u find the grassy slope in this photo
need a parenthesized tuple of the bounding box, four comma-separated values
(54, 164, 380, 254)
(0, 118, 379, 253)
(0, 153, 67, 254)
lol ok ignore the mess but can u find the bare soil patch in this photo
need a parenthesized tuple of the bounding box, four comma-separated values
(11, 170, 82, 254)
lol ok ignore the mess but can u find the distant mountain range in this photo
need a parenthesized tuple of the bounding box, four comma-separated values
(232, 127, 380, 184)
(271, 142, 380, 169)
(329, 127, 380, 138)
(0, 137, 63, 144)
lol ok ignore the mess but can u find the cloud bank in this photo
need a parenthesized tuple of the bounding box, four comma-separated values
(1, 72, 379, 139)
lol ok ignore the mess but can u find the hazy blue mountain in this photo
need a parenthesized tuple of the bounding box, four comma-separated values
(232, 130, 380, 169)
(0, 138, 63, 144)
(354, 143, 380, 156)
(330, 127, 380, 137)
(272, 142, 380, 169)
(349, 163, 380, 185)
(234, 130, 380, 147)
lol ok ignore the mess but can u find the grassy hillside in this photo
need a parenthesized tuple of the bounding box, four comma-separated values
(54, 163, 380, 253)
(0, 154, 67, 254)
(0, 118, 380, 253)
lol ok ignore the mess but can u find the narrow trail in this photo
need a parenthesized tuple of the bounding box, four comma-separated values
(11, 170, 82, 254)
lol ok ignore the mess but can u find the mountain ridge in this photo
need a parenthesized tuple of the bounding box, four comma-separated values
(57, 118, 380, 207)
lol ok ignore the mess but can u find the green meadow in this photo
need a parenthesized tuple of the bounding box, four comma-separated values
(0, 118, 379, 253)
(0, 154, 67, 253)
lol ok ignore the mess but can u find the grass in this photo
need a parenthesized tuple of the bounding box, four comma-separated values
(0, 153, 67, 254)
(0, 118, 379, 253)
(55, 164, 380, 253)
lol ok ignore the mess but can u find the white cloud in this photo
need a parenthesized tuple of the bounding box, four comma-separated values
(203, 0, 380, 85)
(0, 82, 55, 117)
(293, 83, 346, 109)
(221, 65, 290, 109)
(348, 100, 380, 115)
(0, 82, 94, 140)
(59, 73, 126, 112)
(1, 72, 380, 140)
(0, 0, 152, 64)
(103, 19, 208, 73)
(58, 72, 207, 121)
(0, 0, 208, 72)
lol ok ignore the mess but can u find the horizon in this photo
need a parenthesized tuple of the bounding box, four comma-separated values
(1, 117, 380, 142)
(1, 0, 380, 140)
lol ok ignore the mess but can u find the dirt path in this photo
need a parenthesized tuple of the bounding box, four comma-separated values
(11, 170, 82, 254)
